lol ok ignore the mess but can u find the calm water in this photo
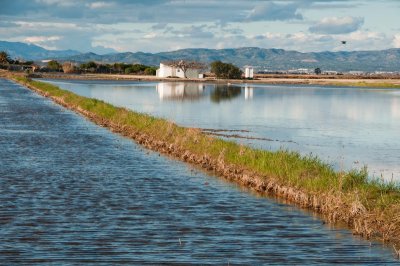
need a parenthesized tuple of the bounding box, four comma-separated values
(42, 79, 400, 181)
(0, 80, 398, 264)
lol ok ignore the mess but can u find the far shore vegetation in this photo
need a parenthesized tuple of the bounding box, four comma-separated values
(210, 61, 242, 79)
(9, 74, 400, 251)
(49, 60, 159, 75)
(2, 50, 400, 89)
(329, 81, 400, 89)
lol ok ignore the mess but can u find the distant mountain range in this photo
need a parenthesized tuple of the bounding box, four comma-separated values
(0, 41, 80, 61)
(57, 47, 400, 72)
(1, 41, 399, 72)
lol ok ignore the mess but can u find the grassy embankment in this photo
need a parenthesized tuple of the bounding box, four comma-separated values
(12, 75, 400, 254)
(330, 81, 400, 89)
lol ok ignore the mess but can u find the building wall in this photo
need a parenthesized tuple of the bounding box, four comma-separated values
(157, 63, 203, 78)
(245, 67, 254, 78)
(174, 67, 185, 78)
(185, 69, 201, 79)
(157, 63, 174, 77)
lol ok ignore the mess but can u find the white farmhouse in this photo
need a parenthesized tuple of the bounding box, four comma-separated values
(156, 62, 204, 79)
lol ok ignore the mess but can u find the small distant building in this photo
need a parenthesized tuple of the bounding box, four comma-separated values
(156, 62, 205, 79)
(244, 66, 254, 78)
(348, 71, 365, 75)
(374, 71, 394, 75)
(288, 68, 311, 74)
(322, 70, 338, 75)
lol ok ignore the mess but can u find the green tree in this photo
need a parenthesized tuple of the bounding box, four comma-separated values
(210, 61, 242, 79)
(80, 61, 97, 73)
(96, 64, 110, 73)
(113, 63, 128, 74)
(0, 51, 11, 65)
(47, 60, 61, 71)
(124, 67, 133, 74)
(127, 64, 144, 73)
(144, 67, 157, 76)
(314, 68, 322, 75)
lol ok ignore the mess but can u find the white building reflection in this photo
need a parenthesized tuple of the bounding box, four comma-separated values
(244, 85, 253, 100)
(391, 97, 400, 119)
(156, 82, 205, 101)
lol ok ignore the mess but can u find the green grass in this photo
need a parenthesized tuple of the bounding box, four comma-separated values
(13, 75, 400, 244)
(331, 81, 400, 89)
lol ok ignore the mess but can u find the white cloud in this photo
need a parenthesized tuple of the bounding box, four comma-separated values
(15, 21, 80, 30)
(79, 27, 399, 54)
(393, 34, 400, 48)
(87, 2, 113, 9)
(24, 35, 61, 43)
(247, 30, 395, 52)
(247, 2, 303, 21)
(35, 0, 77, 7)
(170, 25, 214, 39)
(309, 16, 364, 34)
(1, 1, 399, 53)
(143, 32, 158, 39)
(23, 35, 62, 50)
(347, 31, 385, 42)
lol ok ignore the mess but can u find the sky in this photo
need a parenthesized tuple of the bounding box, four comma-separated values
(1, 0, 399, 54)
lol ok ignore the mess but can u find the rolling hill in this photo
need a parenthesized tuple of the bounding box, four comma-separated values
(0, 41, 80, 61)
(61, 47, 400, 72)
(1, 40, 399, 72)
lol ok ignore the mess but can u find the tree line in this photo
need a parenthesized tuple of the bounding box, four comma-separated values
(47, 60, 157, 75)
(1, 50, 248, 79)
(1, 51, 158, 75)
(0, 51, 34, 66)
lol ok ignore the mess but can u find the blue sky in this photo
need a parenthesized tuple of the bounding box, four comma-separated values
(1, 0, 399, 54)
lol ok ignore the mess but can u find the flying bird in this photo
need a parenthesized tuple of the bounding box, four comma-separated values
(341, 41, 347, 44)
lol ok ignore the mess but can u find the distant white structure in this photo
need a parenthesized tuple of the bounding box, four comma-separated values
(323, 70, 338, 75)
(348, 71, 365, 75)
(245, 66, 254, 78)
(156, 63, 204, 79)
(375, 71, 395, 75)
(288, 68, 311, 74)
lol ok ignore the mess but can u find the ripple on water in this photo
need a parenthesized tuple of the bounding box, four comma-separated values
(0, 79, 398, 264)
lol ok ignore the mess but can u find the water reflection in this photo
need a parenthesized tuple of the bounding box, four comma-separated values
(39, 79, 400, 181)
(210, 85, 241, 103)
(156, 82, 244, 103)
(245, 85, 254, 100)
(2, 78, 398, 264)
(156, 82, 205, 100)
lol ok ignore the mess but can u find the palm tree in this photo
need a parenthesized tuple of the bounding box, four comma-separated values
(0, 51, 11, 65)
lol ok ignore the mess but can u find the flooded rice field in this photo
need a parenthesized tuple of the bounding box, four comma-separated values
(0, 80, 398, 264)
(42, 79, 400, 182)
